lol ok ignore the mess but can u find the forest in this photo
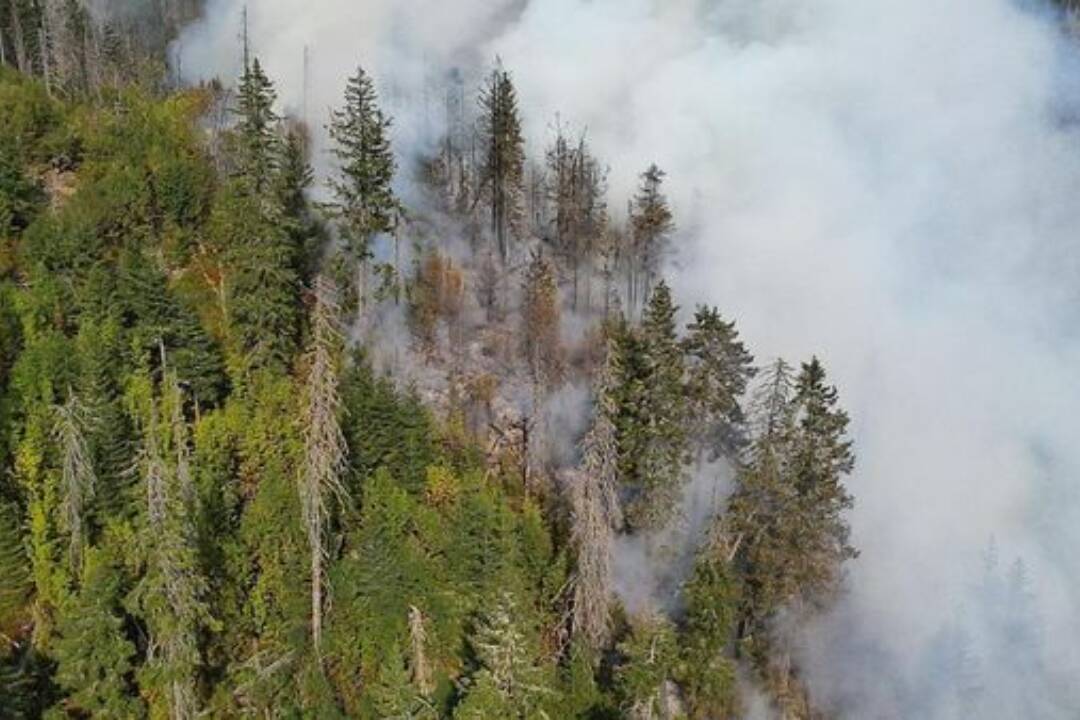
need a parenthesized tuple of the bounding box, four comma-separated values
(0, 1, 1068, 719)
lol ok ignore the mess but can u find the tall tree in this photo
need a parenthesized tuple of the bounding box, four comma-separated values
(131, 369, 212, 720)
(327, 65, 400, 320)
(682, 305, 756, 463)
(299, 275, 349, 657)
(478, 63, 525, 264)
(568, 335, 622, 651)
(622, 281, 687, 531)
(233, 57, 280, 197)
(628, 165, 674, 314)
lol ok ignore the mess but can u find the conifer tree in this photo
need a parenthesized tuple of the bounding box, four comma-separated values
(789, 356, 857, 592)
(456, 591, 556, 718)
(132, 370, 212, 720)
(623, 281, 687, 531)
(521, 249, 562, 391)
(682, 305, 756, 463)
(276, 126, 321, 284)
(233, 57, 280, 196)
(0, 500, 31, 629)
(299, 275, 349, 657)
(615, 614, 678, 720)
(328, 65, 400, 319)
(51, 392, 96, 575)
(628, 165, 674, 313)
(51, 547, 143, 718)
(478, 63, 525, 264)
(677, 542, 739, 718)
(569, 336, 622, 651)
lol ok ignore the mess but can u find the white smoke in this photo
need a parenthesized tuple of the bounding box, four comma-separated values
(177, 0, 1080, 716)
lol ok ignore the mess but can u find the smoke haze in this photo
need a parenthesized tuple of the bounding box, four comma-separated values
(180, 1, 1080, 716)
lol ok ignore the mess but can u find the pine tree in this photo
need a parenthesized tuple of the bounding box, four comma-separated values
(478, 63, 525, 265)
(299, 275, 349, 657)
(682, 305, 756, 463)
(327, 65, 400, 319)
(568, 336, 622, 651)
(51, 546, 144, 718)
(628, 165, 674, 314)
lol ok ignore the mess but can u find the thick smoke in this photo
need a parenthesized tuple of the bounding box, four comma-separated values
(178, 0, 1080, 716)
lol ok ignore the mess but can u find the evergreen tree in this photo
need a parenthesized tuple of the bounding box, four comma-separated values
(327, 65, 400, 319)
(50, 547, 144, 718)
(299, 275, 349, 656)
(615, 614, 678, 720)
(0, 500, 31, 630)
(622, 281, 687, 531)
(682, 305, 756, 462)
(456, 591, 557, 718)
(276, 126, 322, 285)
(677, 545, 739, 719)
(478, 63, 525, 264)
(130, 370, 212, 720)
(789, 356, 857, 594)
(233, 57, 280, 196)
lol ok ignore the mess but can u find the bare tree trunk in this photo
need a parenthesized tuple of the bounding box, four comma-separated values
(10, 1, 27, 74)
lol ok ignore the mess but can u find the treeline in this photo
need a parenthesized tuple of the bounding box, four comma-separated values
(0, 32, 858, 720)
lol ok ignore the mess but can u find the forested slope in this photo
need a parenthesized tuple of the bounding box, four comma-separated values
(0, 12, 862, 720)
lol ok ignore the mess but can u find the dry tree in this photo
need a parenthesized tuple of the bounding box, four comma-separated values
(568, 336, 623, 651)
(299, 274, 349, 657)
(51, 392, 97, 575)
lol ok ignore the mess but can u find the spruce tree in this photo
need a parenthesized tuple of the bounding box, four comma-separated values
(615, 614, 678, 720)
(51, 547, 143, 718)
(328, 65, 400, 319)
(682, 305, 756, 463)
(233, 57, 280, 196)
(478, 63, 525, 264)
(789, 356, 857, 592)
(623, 281, 687, 531)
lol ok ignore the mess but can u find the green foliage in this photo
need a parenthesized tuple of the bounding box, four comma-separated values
(614, 614, 678, 719)
(618, 282, 688, 531)
(50, 546, 144, 718)
(328, 65, 400, 260)
(677, 550, 739, 718)
(341, 353, 438, 495)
